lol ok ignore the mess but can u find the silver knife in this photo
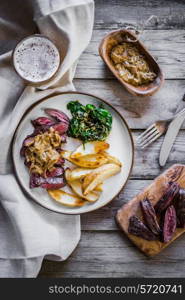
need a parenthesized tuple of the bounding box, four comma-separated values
(159, 108, 185, 167)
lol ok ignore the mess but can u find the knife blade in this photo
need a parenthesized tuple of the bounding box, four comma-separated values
(159, 108, 185, 167)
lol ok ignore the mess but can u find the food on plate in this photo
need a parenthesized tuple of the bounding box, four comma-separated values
(140, 198, 161, 236)
(31, 117, 55, 127)
(48, 141, 122, 207)
(45, 108, 70, 124)
(24, 129, 62, 175)
(67, 179, 101, 202)
(48, 190, 85, 207)
(110, 42, 156, 86)
(82, 172, 97, 191)
(20, 109, 69, 189)
(70, 141, 109, 158)
(66, 167, 95, 181)
(20, 104, 123, 208)
(82, 163, 121, 195)
(67, 101, 112, 142)
(30, 170, 65, 189)
(94, 183, 103, 192)
(61, 150, 109, 168)
(65, 152, 122, 180)
(65, 169, 101, 202)
(163, 205, 177, 243)
(61, 143, 122, 169)
(102, 152, 122, 167)
(67, 167, 102, 189)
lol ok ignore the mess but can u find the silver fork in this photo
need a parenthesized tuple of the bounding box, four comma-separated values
(136, 108, 185, 148)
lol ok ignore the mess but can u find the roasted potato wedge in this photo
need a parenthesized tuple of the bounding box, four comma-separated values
(69, 180, 101, 202)
(71, 141, 109, 158)
(82, 172, 97, 190)
(67, 167, 103, 191)
(65, 169, 101, 202)
(48, 189, 85, 207)
(61, 150, 73, 160)
(66, 167, 94, 181)
(83, 163, 121, 195)
(102, 152, 122, 167)
(94, 183, 103, 192)
(82, 163, 119, 192)
(61, 150, 108, 168)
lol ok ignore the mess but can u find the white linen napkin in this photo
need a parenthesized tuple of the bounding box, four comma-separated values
(0, 0, 94, 277)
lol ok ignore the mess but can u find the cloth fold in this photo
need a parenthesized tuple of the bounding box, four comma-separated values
(0, 0, 94, 277)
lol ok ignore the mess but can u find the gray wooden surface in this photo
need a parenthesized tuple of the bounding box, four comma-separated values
(39, 0, 185, 277)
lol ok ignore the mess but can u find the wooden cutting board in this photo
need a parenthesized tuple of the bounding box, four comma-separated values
(116, 164, 185, 256)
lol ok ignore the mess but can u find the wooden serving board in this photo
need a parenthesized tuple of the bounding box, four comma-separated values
(116, 164, 185, 257)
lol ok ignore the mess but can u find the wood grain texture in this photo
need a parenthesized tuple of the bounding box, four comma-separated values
(74, 79, 185, 129)
(94, 0, 185, 30)
(39, 231, 185, 278)
(75, 30, 185, 79)
(132, 131, 185, 179)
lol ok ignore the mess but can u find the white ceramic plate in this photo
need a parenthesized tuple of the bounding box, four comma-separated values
(12, 92, 134, 214)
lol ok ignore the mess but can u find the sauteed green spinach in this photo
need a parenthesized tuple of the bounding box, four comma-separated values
(67, 101, 112, 143)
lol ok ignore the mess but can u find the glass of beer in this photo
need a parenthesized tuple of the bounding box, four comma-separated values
(12, 34, 60, 85)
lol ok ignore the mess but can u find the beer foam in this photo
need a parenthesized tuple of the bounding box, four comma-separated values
(13, 35, 60, 83)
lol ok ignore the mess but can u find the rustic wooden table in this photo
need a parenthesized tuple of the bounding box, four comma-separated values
(39, 0, 185, 277)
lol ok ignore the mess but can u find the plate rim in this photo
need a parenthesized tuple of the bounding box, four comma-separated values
(12, 91, 135, 215)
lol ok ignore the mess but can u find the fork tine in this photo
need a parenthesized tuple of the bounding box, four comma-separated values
(140, 132, 163, 148)
(137, 126, 159, 144)
(138, 130, 161, 147)
(137, 123, 156, 140)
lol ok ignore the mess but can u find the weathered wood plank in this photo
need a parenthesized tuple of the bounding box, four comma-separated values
(74, 79, 185, 129)
(94, 0, 185, 30)
(132, 131, 185, 179)
(75, 30, 185, 79)
(39, 231, 185, 278)
(131, 130, 185, 180)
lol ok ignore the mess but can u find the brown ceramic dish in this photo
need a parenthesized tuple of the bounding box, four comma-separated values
(99, 29, 164, 97)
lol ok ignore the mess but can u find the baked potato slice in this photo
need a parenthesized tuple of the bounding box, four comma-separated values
(68, 168, 104, 192)
(48, 189, 85, 207)
(71, 141, 109, 158)
(61, 150, 108, 168)
(83, 163, 121, 195)
(67, 167, 94, 181)
(65, 169, 100, 202)
(82, 172, 97, 190)
(94, 183, 103, 192)
(102, 152, 122, 167)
